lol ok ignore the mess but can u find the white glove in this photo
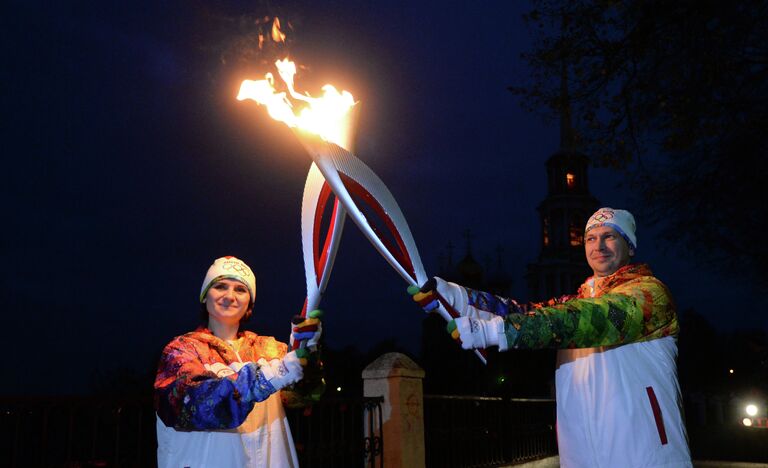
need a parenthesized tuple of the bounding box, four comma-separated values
(411, 277, 497, 320)
(453, 316, 508, 351)
(257, 351, 303, 391)
(432, 277, 468, 312)
(411, 277, 469, 314)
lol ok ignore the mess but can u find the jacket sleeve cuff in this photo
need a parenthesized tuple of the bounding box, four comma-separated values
(493, 316, 509, 351)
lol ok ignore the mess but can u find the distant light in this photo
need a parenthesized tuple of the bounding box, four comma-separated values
(336, 386, 342, 392)
(497, 376, 506, 384)
(729, 369, 734, 374)
(746, 404, 758, 416)
(742, 418, 753, 427)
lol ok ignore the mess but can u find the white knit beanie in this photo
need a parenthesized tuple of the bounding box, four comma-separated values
(585, 207, 637, 250)
(199, 256, 256, 304)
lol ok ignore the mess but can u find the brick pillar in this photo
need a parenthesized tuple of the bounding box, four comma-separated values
(362, 352, 425, 468)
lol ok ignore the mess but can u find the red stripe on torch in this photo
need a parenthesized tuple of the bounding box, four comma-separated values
(338, 173, 416, 280)
(313, 182, 337, 286)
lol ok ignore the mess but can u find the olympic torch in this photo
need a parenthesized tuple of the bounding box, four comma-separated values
(237, 58, 487, 364)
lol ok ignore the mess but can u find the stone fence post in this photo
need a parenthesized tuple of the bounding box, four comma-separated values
(362, 352, 425, 468)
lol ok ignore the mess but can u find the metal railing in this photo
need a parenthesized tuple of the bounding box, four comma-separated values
(424, 395, 557, 468)
(0, 395, 155, 468)
(1, 395, 383, 468)
(286, 397, 384, 468)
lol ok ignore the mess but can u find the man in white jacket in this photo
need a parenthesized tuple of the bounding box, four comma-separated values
(413, 208, 692, 467)
(154, 256, 323, 467)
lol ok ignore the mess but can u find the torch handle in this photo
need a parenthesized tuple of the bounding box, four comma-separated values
(292, 299, 310, 351)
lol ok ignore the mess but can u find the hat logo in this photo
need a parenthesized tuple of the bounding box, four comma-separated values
(592, 211, 614, 223)
(223, 260, 252, 277)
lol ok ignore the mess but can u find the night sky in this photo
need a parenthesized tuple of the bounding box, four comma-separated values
(5, 1, 764, 395)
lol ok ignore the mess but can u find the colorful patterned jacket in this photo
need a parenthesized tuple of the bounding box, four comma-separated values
(155, 327, 298, 430)
(465, 263, 678, 349)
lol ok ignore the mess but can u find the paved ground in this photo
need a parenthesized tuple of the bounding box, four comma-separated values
(694, 462, 768, 467)
(508, 424, 768, 467)
(512, 457, 768, 467)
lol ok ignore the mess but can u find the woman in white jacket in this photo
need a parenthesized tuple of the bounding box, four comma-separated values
(154, 256, 322, 467)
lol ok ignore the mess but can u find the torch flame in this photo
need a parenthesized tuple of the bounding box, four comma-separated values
(271, 17, 286, 43)
(237, 58, 357, 150)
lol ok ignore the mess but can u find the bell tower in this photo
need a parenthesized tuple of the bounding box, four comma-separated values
(526, 59, 599, 299)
